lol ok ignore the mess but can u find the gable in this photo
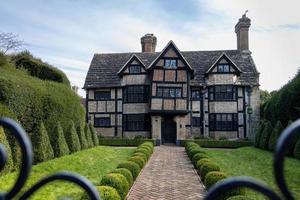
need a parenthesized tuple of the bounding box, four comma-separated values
(117, 54, 147, 76)
(206, 53, 242, 75)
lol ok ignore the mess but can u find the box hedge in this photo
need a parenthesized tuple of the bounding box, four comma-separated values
(81, 186, 121, 200)
(226, 195, 253, 200)
(0, 127, 13, 175)
(110, 168, 133, 186)
(135, 148, 151, 160)
(64, 120, 81, 153)
(128, 156, 146, 168)
(192, 153, 209, 166)
(100, 173, 129, 199)
(200, 162, 220, 180)
(117, 161, 141, 180)
(196, 158, 211, 171)
(184, 140, 252, 148)
(51, 122, 70, 157)
(98, 138, 155, 146)
(294, 139, 300, 159)
(204, 171, 227, 189)
(84, 123, 94, 148)
(132, 152, 147, 162)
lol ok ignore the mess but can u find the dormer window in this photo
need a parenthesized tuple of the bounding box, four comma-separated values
(129, 65, 141, 74)
(164, 59, 177, 69)
(217, 64, 230, 73)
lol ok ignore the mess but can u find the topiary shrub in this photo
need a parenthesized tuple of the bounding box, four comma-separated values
(259, 121, 273, 150)
(135, 148, 150, 160)
(117, 161, 141, 180)
(32, 121, 54, 163)
(89, 123, 99, 146)
(268, 120, 284, 151)
(84, 123, 94, 148)
(226, 195, 253, 200)
(51, 122, 70, 157)
(196, 158, 211, 171)
(81, 186, 121, 200)
(293, 139, 300, 159)
(100, 173, 129, 199)
(255, 122, 265, 147)
(65, 120, 81, 153)
(138, 145, 153, 154)
(204, 171, 227, 189)
(132, 152, 147, 162)
(189, 148, 206, 159)
(128, 156, 146, 168)
(192, 153, 209, 166)
(77, 125, 88, 149)
(0, 127, 13, 175)
(200, 162, 220, 180)
(110, 168, 133, 186)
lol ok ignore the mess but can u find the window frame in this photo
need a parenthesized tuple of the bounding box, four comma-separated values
(128, 65, 141, 74)
(209, 113, 238, 131)
(94, 91, 111, 100)
(217, 64, 231, 73)
(164, 58, 177, 69)
(123, 114, 150, 131)
(156, 87, 182, 98)
(209, 85, 237, 101)
(191, 90, 201, 100)
(123, 85, 149, 103)
(192, 117, 201, 127)
(94, 117, 111, 127)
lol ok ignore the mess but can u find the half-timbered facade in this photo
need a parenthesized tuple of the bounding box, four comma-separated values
(84, 14, 260, 144)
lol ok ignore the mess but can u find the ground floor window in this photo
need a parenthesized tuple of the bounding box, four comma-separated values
(94, 117, 111, 127)
(123, 114, 150, 131)
(209, 113, 238, 131)
(192, 117, 201, 127)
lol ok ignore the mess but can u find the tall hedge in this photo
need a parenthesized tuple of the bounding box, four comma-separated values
(255, 122, 265, 147)
(259, 121, 273, 150)
(268, 121, 284, 151)
(293, 139, 300, 159)
(84, 123, 94, 148)
(52, 122, 70, 157)
(65, 120, 81, 153)
(77, 125, 88, 150)
(0, 127, 13, 175)
(32, 121, 54, 163)
(89, 123, 99, 146)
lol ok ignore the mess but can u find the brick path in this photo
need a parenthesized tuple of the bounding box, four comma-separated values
(127, 145, 205, 200)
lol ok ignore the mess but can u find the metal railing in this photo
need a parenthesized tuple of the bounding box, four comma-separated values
(0, 118, 100, 200)
(205, 119, 300, 200)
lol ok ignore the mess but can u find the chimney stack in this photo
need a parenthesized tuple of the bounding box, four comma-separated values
(141, 34, 157, 53)
(235, 12, 251, 51)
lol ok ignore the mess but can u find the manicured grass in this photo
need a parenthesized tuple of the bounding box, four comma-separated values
(0, 146, 134, 199)
(206, 147, 300, 199)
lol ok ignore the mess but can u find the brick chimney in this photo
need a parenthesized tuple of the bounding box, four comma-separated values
(141, 34, 157, 53)
(235, 12, 251, 51)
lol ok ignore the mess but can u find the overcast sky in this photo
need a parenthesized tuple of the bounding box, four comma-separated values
(1, 0, 299, 97)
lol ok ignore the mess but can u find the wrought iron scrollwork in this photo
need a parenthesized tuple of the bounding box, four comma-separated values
(0, 118, 100, 200)
(205, 119, 300, 200)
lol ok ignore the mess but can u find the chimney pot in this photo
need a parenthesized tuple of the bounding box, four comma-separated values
(141, 33, 157, 53)
(235, 13, 251, 51)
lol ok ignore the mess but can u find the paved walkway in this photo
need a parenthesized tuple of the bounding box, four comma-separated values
(127, 146, 205, 200)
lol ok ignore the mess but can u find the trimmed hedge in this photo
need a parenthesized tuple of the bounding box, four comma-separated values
(259, 121, 273, 150)
(81, 186, 121, 200)
(128, 156, 146, 168)
(204, 171, 227, 189)
(192, 153, 209, 166)
(196, 158, 211, 171)
(100, 173, 129, 199)
(200, 162, 220, 180)
(189, 148, 206, 159)
(99, 138, 155, 146)
(268, 120, 283, 151)
(51, 122, 70, 157)
(0, 127, 13, 175)
(255, 122, 265, 147)
(89, 123, 99, 146)
(77, 125, 88, 150)
(65, 120, 81, 153)
(117, 161, 141, 180)
(132, 152, 147, 162)
(84, 123, 94, 148)
(294, 139, 300, 159)
(135, 148, 151, 160)
(184, 140, 252, 148)
(110, 168, 133, 186)
(226, 195, 253, 200)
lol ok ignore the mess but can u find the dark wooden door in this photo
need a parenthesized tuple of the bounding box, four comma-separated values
(162, 116, 176, 144)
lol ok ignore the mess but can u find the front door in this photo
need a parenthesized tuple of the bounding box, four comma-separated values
(161, 116, 176, 144)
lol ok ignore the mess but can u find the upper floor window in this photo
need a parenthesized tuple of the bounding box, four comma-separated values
(209, 85, 236, 101)
(95, 91, 111, 100)
(124, 85, 149, 103)
(164, 59, 177, 69)
(123, 114, 150, 131)
(94, 117, 111, 127)
(192, 117, 201, 127)
(157, 87, 182, 98)
(217, 64, 230, 73)
(191, 90, 201, 100)
(209, 113, 238, 131)
(129, 65, 141, 74)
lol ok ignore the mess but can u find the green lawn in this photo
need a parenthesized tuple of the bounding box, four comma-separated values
(206, 147, 300, 199)
(0, 146, 134, 199)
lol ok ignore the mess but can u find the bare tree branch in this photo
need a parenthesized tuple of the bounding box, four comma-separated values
(0, 32, 25, 54)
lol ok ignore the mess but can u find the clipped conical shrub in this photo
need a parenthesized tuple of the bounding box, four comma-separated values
(255, 122, 265, 147)
(89, 123, 99, 146)
(286, 120, 298, 155)
(84, 123, 94, 148)
(52, 122, 70, 157)
(259, 121, 273, 150)
(33, 121, 54, 163)
(268, 121, 284, 151)
(77, 124, 88, 149)
(294, 138, 300, 159)
(65, 120, 81, 153)
(0, 127, 13, 175)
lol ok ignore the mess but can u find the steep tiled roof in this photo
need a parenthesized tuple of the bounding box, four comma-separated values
(83, 50, 259, 89)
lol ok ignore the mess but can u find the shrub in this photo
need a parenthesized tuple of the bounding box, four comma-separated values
(259, 121, 273, 150)
(84, 123, 94, 148)
(110, 168, 133, 186)
(51, 122, 70, 157)
(117, 161, 141, 180)
(286, 120, 300, 155)
(128, 156, 146, 168)
(100, 173, 129, 199)
(196, 158, 212, 171)
(204, 171, 227, 189)
(0, 52, 8, 67)
(98, 138, 155, 146)
(184, 140, 252, 149)
(132, 152, 147, 162)
(268, 120, 284, 151)
(0, 127, 13, 175)
(65, 120, 81, 153)
(137, 145, 153, 154)
(135, 148, 150, 160)
(200, 162, 220, 180)
(255, 122, 265, 147)
(226, 195, 253, 200)
(77, 125, 88, 149)
(89, 123, 99, 146)
(134, 135, 145, 139)
(81, 186, 121, 200)
(189, 148, 206, 159)
(192, 153, 209, 166)
(294, 139, 300, 159)
(32, 121, 54, 163)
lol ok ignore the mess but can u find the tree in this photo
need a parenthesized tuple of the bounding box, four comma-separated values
(0, 32, 24, 54)
(255, 122, 265, 147)
(0, 127, 13, 175)
(89, 123, 99, 146)
(64, 120, 81, 153)
(84, 123, 94, 148)
(51, 122, 70, 157)
(260, 89, 271, 105)
(259, 121, 273, 150)
(77, 125, 88, 149)
(32, 121, 54, 163)
(268, 121, 284, 151)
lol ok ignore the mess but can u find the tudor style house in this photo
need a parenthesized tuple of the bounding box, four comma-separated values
(83, 14, 260, 144)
